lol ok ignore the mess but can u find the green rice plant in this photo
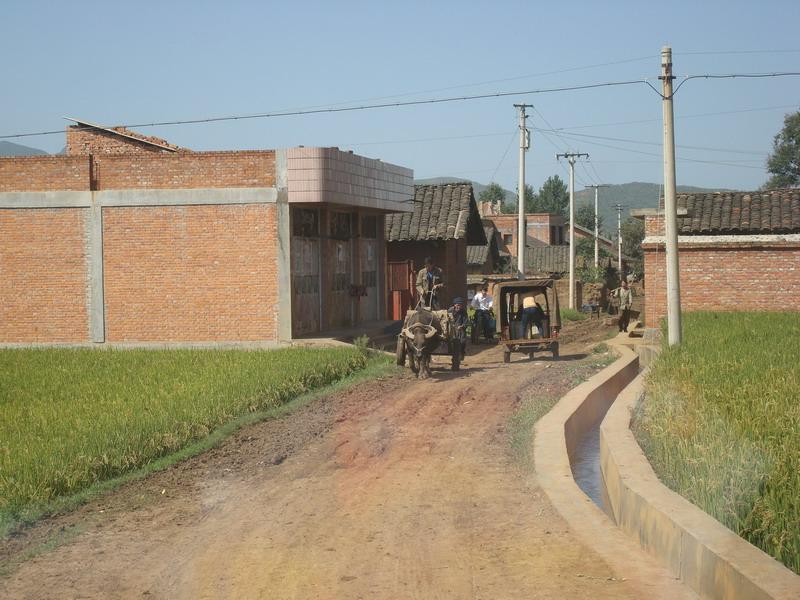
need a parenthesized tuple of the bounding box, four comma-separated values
(0, 347, 368, 525)
(633, 312, 800, 573)
(560, 308, 588, 322)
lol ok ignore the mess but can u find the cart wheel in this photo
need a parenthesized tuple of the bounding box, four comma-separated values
(395, 336, 406, 366)
(503, 350, 511, 364)
(452, 349, 460, 371)
(552, 344, 560, 359)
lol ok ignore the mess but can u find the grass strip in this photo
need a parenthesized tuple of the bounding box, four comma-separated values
(0, 346, 389, 534)
(560, 308, 588, 322)
(633, 312, 800, 573)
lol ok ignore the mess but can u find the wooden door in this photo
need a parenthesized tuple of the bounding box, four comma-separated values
(387, 260, 414, 320)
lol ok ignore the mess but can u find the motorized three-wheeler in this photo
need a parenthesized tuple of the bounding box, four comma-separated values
(494, 279, 562, 363)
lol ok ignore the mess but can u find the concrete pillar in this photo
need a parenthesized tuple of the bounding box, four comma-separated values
(88, 196, 105, 342)
(275, 149, 293, 343)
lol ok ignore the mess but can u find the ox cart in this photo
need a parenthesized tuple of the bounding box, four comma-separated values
(495, 279, 562, 363)
(395, 306, 463, 379)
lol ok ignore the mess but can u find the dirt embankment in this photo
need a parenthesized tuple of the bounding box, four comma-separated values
(2, 320, 652, 599)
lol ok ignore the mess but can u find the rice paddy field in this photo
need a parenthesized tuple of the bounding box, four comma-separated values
(633, 312, 800, 573)
(0, 346, 369, 528)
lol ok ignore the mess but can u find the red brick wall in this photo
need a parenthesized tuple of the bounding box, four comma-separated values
(102, 204, 277, 342)
(645, 215, 664, 237)
(0, 209, 89, 342)
(0, 156, 90, 192)
(0, 151, 275, 192)
(66, 126, 178, 156)
(643, 244, 800, 326)
(94, 151, 275, 189)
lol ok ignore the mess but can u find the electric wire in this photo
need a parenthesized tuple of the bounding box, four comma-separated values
(3, 72, 798, 140)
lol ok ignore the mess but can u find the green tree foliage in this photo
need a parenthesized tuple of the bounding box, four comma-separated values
(532, 175, 568, 216)
(501, 183, 536, 214)
(575, 203, 603, 231)
(478, 182, 506, 212)
(765, 110, 800, 189)
(621, 216, 645, 279)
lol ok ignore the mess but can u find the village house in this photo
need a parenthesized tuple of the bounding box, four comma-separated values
(385, 182, 486, 317)
(0, 121, 414, 344)
(634, 189, 800, 329)
(488, 212, 566, 255)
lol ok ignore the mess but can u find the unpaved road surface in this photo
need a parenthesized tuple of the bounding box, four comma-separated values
(2, 322, 654, 599)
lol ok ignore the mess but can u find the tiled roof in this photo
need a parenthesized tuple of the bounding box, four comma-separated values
(466, 244, 489, 265)
(675, 190, 800, 234)
(466, 225, 498, 266)
(386, 183, 487, 244)
(524, 246, 570, 274)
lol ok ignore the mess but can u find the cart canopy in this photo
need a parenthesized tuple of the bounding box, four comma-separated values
(494, 279, 562, 332)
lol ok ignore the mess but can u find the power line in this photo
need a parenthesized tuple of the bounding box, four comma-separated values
(5, 71, 799, 141)
(547, 134, 768, 169)
(0, 79, 649, 141)
(532, 127, 769, 156)
(490, 131, 519, 183)
(668, 72, 800, 98)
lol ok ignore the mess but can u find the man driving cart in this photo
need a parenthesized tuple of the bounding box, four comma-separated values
(416, 256, 445, 309)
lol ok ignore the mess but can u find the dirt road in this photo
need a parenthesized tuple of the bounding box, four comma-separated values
(2, 322, 648, 599)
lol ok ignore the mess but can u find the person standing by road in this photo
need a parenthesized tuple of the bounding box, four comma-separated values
(615, 279, 633, 332)
(416, 257, 444, 309)
(470, 284, 494, 340)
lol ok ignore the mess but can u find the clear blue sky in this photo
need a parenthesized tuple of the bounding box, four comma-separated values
(3, 0, 799, 197)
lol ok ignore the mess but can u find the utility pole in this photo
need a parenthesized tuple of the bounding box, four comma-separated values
(556, 152, 589, 309)
(614, 203, 625, 276)
(586, 184, 609, 269)
(661, 46, 682, 345)
(514, 104, 532, 279)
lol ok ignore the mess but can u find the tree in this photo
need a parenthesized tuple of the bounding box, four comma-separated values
(501, 183, 536, 214)
(532, 175, 568, 216)
(478, 182, 506, 212)
(764, 111, 800, 189)
(620, 217, 645, 279)
(765, 111, 800, 189)
(575, 203, 603, 232)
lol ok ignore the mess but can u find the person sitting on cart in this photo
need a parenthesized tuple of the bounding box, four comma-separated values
(470, 284, 494, 340)
(520, 295, 545, 339)
(416, 256, 445, 310)
(448, 297, 468, 359)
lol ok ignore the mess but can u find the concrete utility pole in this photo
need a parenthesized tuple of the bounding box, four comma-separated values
(614, 203, 625, 276)
(556, 152, 589, 309)
(586, 184, 609, 269)
(514, 104, 532, 279)
(661, 46, 682, 345)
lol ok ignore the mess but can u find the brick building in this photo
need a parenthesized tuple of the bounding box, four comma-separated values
(635, 190, 800, 328)
(488, 213, 566, 256)
(0, 121, 413, 344)
(385, 183, 485, 314)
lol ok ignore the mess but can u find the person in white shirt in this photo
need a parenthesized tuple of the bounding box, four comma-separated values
(470, 285, 494, 340)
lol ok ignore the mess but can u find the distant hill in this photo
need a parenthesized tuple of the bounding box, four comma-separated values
(415, 177, 726, 234)
(0, 141, 48, 157)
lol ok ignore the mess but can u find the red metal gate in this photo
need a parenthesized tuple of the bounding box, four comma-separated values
(387, 260, 415, 321)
